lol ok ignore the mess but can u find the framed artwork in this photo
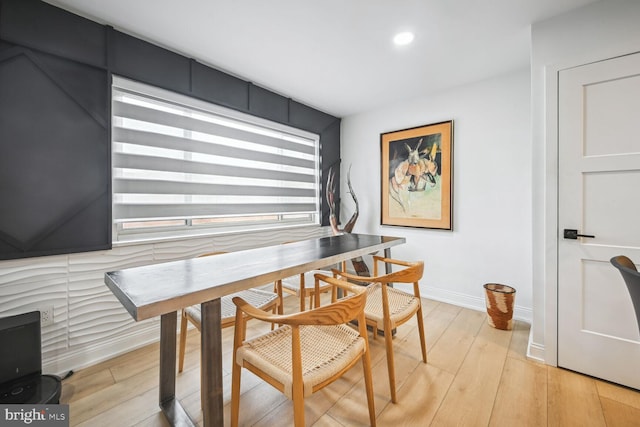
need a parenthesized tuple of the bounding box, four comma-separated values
(380, 120, 453, 230)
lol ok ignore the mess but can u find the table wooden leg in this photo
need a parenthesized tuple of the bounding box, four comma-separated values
(160, 311, 195, 426)
(201, 299, 223, 427)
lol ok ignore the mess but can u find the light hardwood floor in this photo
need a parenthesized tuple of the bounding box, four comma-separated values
(60, 296, 640, 426)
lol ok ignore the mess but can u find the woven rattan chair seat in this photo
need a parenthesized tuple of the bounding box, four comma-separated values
(236, 324, 365, 398)
(364, 283, 420, 330)
(184, 288, 278, 326)
(280, 270, 332, 293)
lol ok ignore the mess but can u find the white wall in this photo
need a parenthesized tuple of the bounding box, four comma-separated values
(341, 69, 532, 321)
(531, 0, 640, 364)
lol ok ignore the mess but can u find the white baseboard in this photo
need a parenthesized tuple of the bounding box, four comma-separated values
(526, 334, 546, 363)
(422, 286, 533, 323)
(42, 322, 160, 377)
(424, 286, 543, 363)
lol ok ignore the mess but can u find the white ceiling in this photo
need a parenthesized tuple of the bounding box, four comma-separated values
(45, 0, 598, 118)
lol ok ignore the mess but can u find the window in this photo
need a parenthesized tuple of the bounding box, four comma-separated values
(112, 77, 320, 242)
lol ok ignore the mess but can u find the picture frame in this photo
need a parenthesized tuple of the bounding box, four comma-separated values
(380, 120, 453, 230)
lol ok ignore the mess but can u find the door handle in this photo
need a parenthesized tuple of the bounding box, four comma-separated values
(563, 229, 595, 239)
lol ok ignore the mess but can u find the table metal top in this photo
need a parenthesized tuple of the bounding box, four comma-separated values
(105, 233, 405, 320)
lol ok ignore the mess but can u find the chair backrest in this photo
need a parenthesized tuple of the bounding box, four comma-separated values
(375, 260, 424, 285)
(611, 256, 640, 331)
(233, 275, 366, 327)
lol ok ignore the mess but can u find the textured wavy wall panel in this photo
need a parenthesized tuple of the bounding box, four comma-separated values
(153, 238, 215, 261)
(209, 227, 332, 253)
(0, 254, 69, 356)
(0, 254, 68, 285)
(0, 226, 334, 372)
(67, 245, 156, 347)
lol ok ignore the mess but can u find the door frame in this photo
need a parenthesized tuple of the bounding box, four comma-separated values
(542, 48, 640, 366)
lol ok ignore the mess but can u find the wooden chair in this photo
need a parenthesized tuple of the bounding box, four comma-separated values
(231, 274, 376, 427)
(273, 241, 346, 312)
(275, 264, 346, 312)
(334, 256, 426, 403)
(611, 255, 640, 332)
(177, 252, 279, 373)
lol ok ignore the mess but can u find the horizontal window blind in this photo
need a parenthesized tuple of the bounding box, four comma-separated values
(112, 77, 320, 231)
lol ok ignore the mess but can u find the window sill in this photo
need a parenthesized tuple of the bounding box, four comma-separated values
(112, 222, 326, 248)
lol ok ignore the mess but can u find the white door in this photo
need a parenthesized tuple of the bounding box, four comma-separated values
(558, 52, 640, 390)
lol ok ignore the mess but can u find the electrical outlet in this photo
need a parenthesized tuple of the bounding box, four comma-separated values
(40, 306, 54, 327)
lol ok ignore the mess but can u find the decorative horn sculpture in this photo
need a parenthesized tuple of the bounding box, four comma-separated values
(326, 165, 370, 277)
(327, 164, 358, 235)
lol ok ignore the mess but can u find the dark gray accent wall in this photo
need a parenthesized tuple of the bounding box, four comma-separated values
(0, 0, 107, 68)
(0, 42, 110, 260)
(320, 120, 342, 226)
(0, 0, 341, 260)
(110, 29, 191, 94)
(249, 84, 289, 124)
(191, 61, 249, 111)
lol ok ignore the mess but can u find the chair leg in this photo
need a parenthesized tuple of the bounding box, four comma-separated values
(274, 280, 284, 315)
(362, 349, 377, 427)
(178, 310, 188, 373)
(369, 320, 378, 341)
(384, 322, 397, 403)
(291, 326, 305, 426)
(299, 273, 306, 312)
(271, 302, 278, 331)
(416, 304, 427, 363)
(230, 361, 242, 427)
(299, 289, 306, 311)
(292, 391, 305, 427)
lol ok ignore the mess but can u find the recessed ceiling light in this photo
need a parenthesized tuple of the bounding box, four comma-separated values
(393, 32, 414, 46)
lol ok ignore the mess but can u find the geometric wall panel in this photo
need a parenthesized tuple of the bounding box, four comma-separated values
(110, 29, 191, 95)
(0, 47, 110, 259)
(320, 119, 342, 226)
(191, 60, 250, 112)
(0, 0, 106, 68)
(290, 100, 337, 134)
(249, 84, 289, 124)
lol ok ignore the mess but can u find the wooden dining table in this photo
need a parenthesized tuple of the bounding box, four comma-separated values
(104, 233, 405, 427)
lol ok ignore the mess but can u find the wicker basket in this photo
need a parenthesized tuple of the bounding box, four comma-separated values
(483, 283, 516, 330)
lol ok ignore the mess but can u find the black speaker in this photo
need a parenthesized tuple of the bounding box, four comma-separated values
(0, 374, 61, 404)
(0, 311, 62, 404)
